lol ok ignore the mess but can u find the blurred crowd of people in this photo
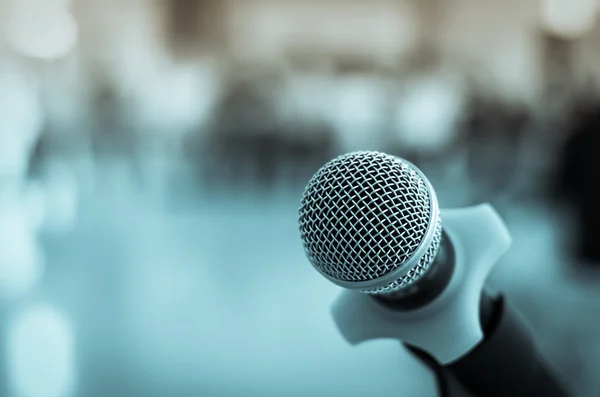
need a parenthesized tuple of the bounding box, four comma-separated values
(15, 61, 549, 191)
(7, 46, 596, 269)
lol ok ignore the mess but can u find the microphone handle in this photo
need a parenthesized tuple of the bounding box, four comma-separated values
(405, 345, 476, 397)
(407, 291, 571, 397)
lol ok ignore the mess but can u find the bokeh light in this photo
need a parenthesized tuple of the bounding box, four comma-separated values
(0, 204, 44, 301)
(34, 163, 79, 235)
(5, 2, 78, 60)
(0, 68, 44, 178)
(539, 0, 599, 39)
(394, 77, 465, 151)
(330, 78, 387, 151)
(6, 304, 76, 397)
(134, 61, 223, 134)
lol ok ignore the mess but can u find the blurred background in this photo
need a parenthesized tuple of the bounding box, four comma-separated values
(1, 0, 600, 396)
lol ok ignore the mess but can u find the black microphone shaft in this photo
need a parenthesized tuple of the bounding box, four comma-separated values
(447, 292, 569, 397)
(405, 292, 570, 397)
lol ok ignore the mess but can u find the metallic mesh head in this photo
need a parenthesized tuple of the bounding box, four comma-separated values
(298, 151, 442, 294)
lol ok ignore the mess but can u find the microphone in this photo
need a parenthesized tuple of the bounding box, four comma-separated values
(298, 151, 569, 397)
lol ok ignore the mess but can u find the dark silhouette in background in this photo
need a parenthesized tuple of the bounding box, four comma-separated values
(166, 0, 224, 59)
(27, 126, 50, 181)
(557, 99, 600, 265)
(193, 76, 277, 189)
(463, 96, 529, 204)
(90, 80, 135, 159)
(188, 75, 337, 192)
(283, 121, 337, 186)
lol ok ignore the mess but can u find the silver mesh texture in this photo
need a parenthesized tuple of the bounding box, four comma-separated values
(360, 218, 442, 293)
(298, 151, 439, 291)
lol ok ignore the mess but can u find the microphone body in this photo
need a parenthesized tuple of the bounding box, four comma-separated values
(444, 292, 568, 397)
(330, 205, 507, 364)
(331, 205, 569, 397)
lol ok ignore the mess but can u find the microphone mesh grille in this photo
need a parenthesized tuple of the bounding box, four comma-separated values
(298, 151, 435, 289)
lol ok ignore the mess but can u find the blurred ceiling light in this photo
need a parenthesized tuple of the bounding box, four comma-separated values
(5, 3, 78, 60)
(6, 304, 76, 397)
(394, 77, 465, 152)
(0, 206, 44, 301)
(539, 0, 599, 39)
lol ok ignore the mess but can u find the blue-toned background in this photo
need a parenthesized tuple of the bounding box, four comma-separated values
(1, 1, 600, 396)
